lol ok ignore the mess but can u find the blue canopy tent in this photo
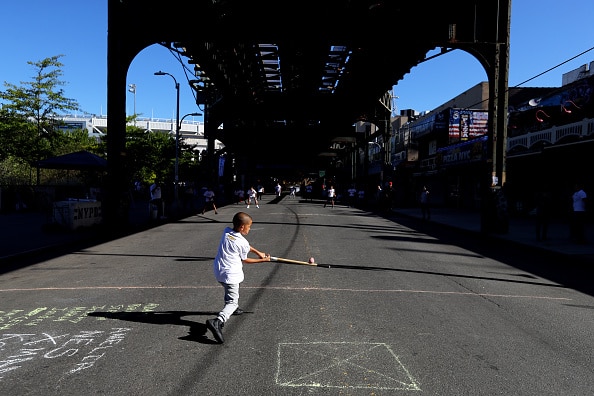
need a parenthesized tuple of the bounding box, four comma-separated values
(36, 150, 107, 170)
(35, 150, 107, 187)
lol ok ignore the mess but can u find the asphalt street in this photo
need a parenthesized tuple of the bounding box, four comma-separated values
(1, 196, 594, 395)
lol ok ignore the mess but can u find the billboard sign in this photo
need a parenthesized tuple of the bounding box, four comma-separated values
(449, 109, 488, 143)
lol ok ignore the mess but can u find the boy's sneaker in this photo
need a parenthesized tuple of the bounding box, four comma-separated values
(256, 205, 259, 208)
(247, 205, 250, 208)
(206, 318, 225, 343)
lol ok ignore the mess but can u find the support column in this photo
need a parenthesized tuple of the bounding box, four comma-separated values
(105, 0, 134, 229)
(481, 0, 511, 233)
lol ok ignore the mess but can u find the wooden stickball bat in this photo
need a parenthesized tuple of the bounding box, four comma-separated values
(270, 256, 317, 266)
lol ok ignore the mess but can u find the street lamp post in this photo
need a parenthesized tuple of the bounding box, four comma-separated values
(128, 83, 136, 125)
(180, 112, 203, 127)
(154, 71, 180, 202)
(179, 111, 203, 168)
(368, 141, 384, 186)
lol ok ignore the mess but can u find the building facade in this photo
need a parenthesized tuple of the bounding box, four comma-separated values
(385, 62, 594, 217)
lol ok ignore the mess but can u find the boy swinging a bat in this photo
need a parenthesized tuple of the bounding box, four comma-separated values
(206, 212, 270, 344)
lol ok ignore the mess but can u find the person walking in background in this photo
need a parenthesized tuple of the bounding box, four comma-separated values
(386, 181, 395, 210)
(376, 184, 389, 211)
(324, 185, 336, 208)
(420, 185, 431, 221)
(275, 183, 282, 197)
(305, 184, 313, 201)
(201, 186, 218, 215)
(206, 212, 270, 344)
(256, 184, 264, 200)
(376, 184, 383, 203)
(570, 182, 587, 243)
(246, 186, 259, 208)
(149, 181, 163, 219)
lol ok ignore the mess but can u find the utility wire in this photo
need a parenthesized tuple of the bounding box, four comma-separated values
(160, 43, 203, 115)
(511, 46, 594, 88)
(403, 45, 594, 130)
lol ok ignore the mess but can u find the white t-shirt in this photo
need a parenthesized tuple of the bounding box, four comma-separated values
(204, 189, 215, 202)
(213, 227, 250, 284)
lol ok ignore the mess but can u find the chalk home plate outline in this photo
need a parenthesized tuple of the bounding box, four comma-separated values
(276, 341, 421, 391)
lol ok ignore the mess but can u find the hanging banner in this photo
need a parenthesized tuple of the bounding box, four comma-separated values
(218, 156, 225, 177)
(449, 109, 488, 143)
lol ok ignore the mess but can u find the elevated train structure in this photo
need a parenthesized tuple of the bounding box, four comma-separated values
(105, 0, 512, 230)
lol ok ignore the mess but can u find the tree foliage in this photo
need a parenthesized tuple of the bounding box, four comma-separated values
(0, 55, 79, 139)
(97, 120, 177, 189)
(100, 116, 206, 190)
(0, 55, 85, 185)
(0, 107, 37, 162)
(0, 55, 205, 208)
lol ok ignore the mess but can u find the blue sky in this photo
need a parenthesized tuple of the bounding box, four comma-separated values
(1, 1, 593, 122)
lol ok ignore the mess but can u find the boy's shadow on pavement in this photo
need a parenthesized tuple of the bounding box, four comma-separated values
(87, 310, 243, 344)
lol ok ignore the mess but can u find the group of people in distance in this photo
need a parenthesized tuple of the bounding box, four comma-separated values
(148, 180, 433, 217)
(232, 185, 261, 208)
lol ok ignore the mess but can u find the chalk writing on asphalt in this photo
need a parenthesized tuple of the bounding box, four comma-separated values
(0, 328, 132, 379)
(0, 303, 159, 330)
(0, 303, 160, 379)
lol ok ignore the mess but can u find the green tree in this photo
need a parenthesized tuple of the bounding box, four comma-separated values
(97, 118, 177, 191)
(51, 128, 100, 156)
(0, 55, 83, 185)
(178, 136, 204, 182)
(0, 107, 37, 162)
(0, 55, 79, 140)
